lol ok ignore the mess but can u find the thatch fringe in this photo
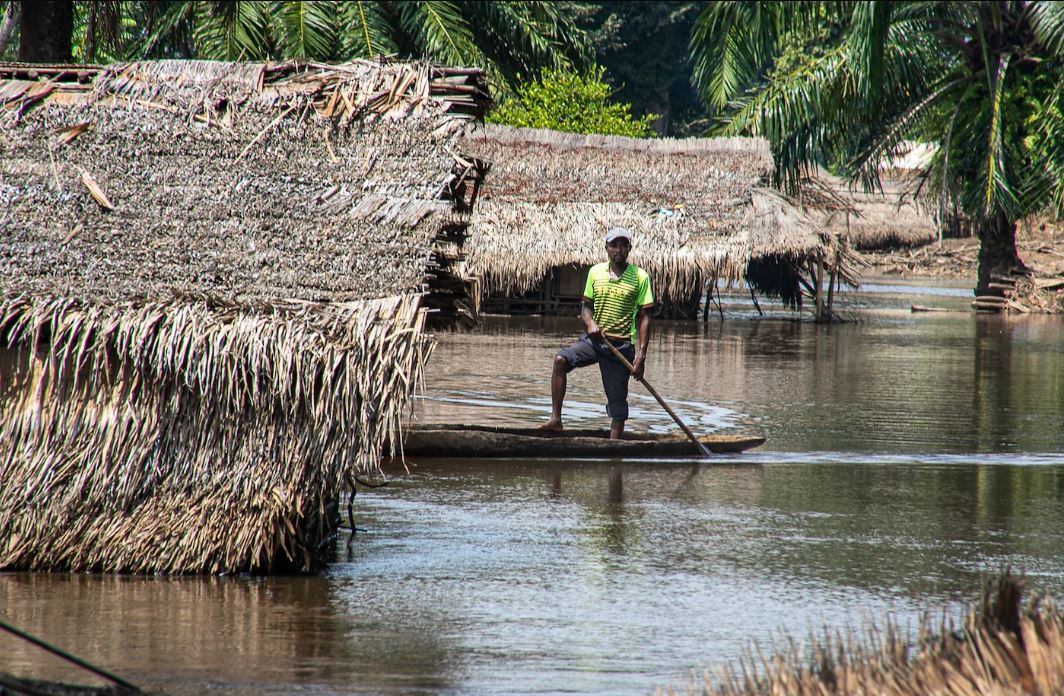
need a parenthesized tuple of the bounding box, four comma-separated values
(678, 571, 1064, 695)
(802, 172, 938, 250)
(0, 292, 431, 574)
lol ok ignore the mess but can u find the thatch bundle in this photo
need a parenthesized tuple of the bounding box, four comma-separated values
(459, 125, 859, 304)
(678, 572, 1064, 696)
(0, 59, 488, 573)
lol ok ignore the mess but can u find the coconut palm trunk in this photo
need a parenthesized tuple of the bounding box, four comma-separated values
(977, 211, 1027, 295)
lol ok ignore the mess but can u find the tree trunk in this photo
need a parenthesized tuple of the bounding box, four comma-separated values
(18, 0, 73, 63)
(976, 210, 1026, 295)
(0, 2, 19, 57)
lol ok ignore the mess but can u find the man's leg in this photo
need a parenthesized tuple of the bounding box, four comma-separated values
(540, 336, 598, 432)
(540, 354, 569, 431)
(599, 341, 636, 440)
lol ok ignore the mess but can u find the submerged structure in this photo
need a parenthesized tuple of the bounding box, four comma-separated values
(0, 59, 488, 573)
(458, 125, 860, 319)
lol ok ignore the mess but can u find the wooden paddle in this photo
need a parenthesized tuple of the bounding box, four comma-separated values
(601, 340, 713, 458)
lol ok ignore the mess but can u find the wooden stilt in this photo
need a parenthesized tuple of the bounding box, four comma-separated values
(749, 284, 763, 316)
(701, 279, 709, 322)
(826, 256, 838, 319)
(815, 253, 825, 321)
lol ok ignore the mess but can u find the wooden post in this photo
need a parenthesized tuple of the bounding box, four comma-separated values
(826, 256, 838, 319)
(815, 252, 825, 321)
(749, 285, 763, 316)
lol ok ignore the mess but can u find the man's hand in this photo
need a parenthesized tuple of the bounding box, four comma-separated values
(586, 321, 604, 343)
(631, 354, 646, 380)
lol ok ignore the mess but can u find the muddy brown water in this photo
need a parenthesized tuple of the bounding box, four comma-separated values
(3, 281, 1064, 695)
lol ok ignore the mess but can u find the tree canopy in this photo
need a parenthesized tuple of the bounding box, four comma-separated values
(690, 0, 1064, 292)
(487, 66, 656, 138)
(566, 1, 703, 136)
(4, 0, 592, 94)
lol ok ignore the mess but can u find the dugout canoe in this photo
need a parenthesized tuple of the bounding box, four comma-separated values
(399, 424, 765, 458)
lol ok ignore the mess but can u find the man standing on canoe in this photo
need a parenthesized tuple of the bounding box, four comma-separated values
(540, 227, 654, 439)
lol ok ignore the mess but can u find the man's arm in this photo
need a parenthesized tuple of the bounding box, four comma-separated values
(581, 297, 603, 342)
(631, 304, 651, 379)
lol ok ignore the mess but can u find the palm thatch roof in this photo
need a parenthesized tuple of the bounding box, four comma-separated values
(0, 59, 489, 573)
(458, 125, 857, 303)
(801, 171, 939, 249)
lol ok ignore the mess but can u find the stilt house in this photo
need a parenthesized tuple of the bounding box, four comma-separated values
(0, 59, 488, 574)
(804, 172, 941, 250)
(458, 125, 860, 319)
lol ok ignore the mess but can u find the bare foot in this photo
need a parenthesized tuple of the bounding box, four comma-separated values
(538, 419, 563, 433)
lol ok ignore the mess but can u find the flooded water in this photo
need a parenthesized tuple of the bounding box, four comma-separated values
(3, 280, 1064, 695)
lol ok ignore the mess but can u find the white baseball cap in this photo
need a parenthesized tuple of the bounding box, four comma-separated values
(605, 227, 632, 244)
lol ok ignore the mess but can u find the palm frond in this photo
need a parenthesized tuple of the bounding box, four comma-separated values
(338, 0, 396, 58)
(690, 2, 782, 112)
(1030, 0, 1064, 57)
(458, 0, 589, 85)
(983, 52, 1013, 216)
(846, 1, 892, 97)
(392, 0, 476, 66)
(194, 0, 273, 61)
(274, 0, 337, 60)
(1031, 79, 1064, 213)
(715, 44, 853, 191)
(126, 0, 198, 59)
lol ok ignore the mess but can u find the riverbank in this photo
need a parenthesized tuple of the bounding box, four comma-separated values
(864, 238, 1064, 281)
(857, 225, 1064, 311)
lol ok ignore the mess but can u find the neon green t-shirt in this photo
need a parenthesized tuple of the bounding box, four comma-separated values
(583, 262, 654, 343)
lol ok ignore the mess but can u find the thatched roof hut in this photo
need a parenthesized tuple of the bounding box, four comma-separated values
(0, 59, 488, 573)
(803, 171, 940, 250)
(458, 125, 857, 315)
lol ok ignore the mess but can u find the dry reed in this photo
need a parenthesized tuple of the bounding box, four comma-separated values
(667, 571, 1064, 696)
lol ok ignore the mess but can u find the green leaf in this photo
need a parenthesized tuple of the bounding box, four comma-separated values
(275, 1, 337, 60)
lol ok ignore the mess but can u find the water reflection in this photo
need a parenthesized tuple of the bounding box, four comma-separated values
(0, 571, 462, 695)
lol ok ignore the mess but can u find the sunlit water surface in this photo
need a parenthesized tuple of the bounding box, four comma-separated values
(3, 281, 1064, 695)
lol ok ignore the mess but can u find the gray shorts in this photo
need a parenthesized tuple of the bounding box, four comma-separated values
(557, 333, 636, 420)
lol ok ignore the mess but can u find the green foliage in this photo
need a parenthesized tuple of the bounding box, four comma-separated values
(128, 1, 591, 94)
(487, 66, 656, 138)
(563, 2, 705, 136)
(690, 0, 1064, 227)
(689, 0, 1064, 291)
(5, 1, 591, 95)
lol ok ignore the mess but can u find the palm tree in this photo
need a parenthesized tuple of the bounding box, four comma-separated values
(690, 1, 1064, 294)
(129, 1, 591, 94)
